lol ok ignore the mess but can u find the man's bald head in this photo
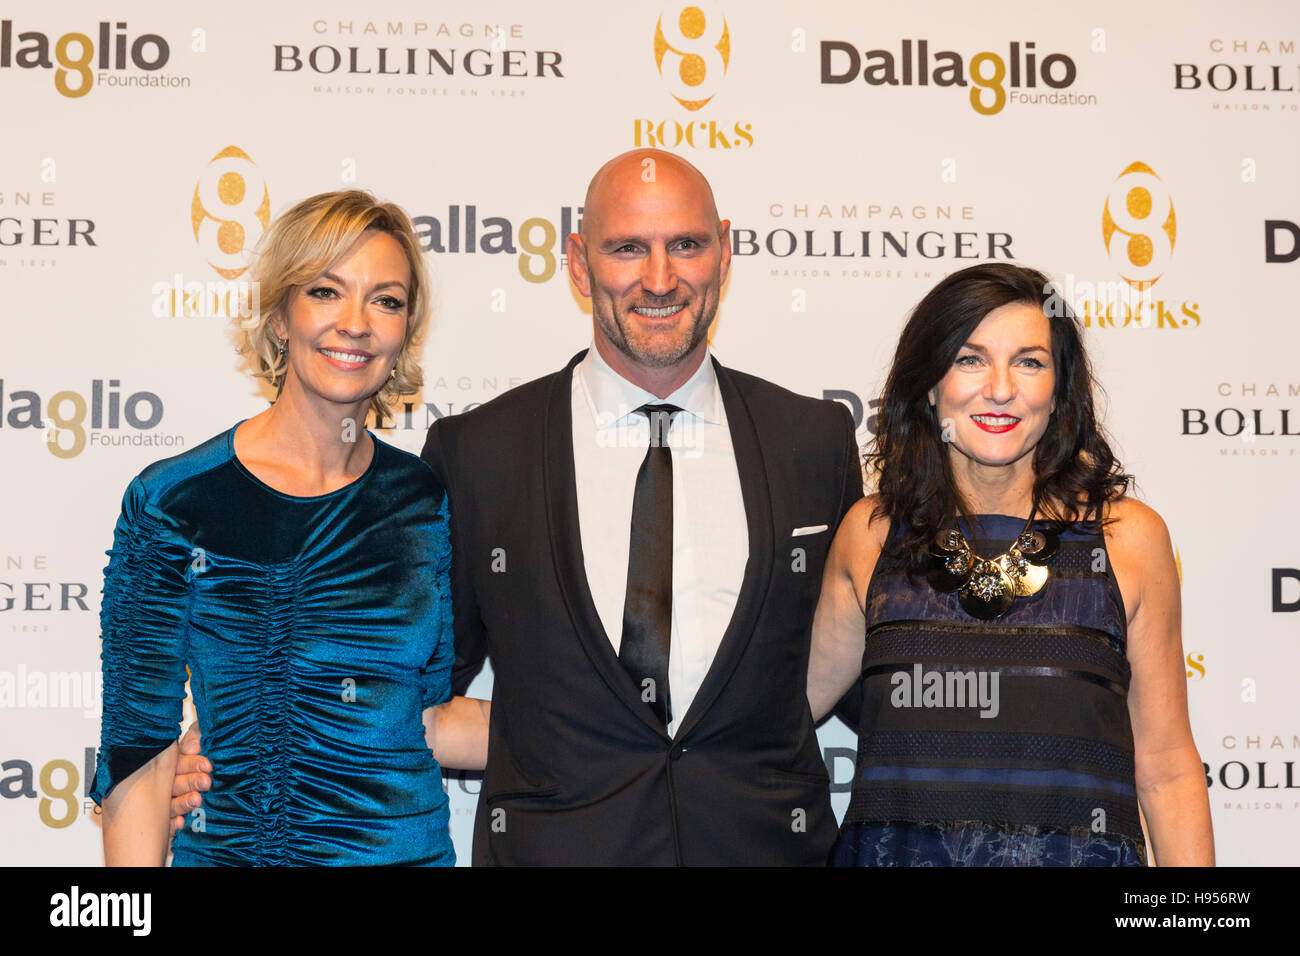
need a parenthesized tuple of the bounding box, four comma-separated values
(580, 149, 722, 241)
(566, 148, 732, 397)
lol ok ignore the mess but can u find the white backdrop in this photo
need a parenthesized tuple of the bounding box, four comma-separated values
(2, 0, 1297, 865)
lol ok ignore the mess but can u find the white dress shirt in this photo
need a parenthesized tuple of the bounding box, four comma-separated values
(571, 343, 749, 738)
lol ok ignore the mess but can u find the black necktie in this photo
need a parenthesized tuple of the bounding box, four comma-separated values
(620, 403, 681, 727)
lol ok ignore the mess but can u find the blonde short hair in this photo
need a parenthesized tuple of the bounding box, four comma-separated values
(236, 189, 430, 421)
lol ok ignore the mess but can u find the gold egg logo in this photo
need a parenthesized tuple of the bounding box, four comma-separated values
(1102, 161, 1176, 290)
(654, 2, 730, 111)
(191, 146, 270, 280)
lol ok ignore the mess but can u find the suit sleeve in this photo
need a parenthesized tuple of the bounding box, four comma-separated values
(420, 419, 489, 697)
(833, 400, 864, 522)
(828, 401, 866, 732)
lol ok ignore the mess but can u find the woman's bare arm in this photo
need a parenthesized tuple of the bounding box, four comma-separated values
(808, 497, 888, 722)
(103, 741, 178, 866)
(1108, 498, 1214, 866)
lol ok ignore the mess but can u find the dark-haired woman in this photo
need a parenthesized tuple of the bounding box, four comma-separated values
(808, 263, 1213, 866)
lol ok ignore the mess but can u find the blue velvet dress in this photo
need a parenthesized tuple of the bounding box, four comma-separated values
(833, 514, 1147, 867)
(90, 425, 456, 866)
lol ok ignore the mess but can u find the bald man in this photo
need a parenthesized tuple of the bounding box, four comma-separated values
(420, 149, 862, 865)
(171, 150, 862, 865)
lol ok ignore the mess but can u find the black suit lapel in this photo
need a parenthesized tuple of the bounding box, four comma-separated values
(543, 349, 672, 741)
(675, 358, 775, 740)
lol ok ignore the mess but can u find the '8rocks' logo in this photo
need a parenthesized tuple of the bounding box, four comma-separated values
(191, 146, 269, 280)
(654, 3, 729, 110)
(152, 147, 267, 319)
(638, 2, 752, 151)
(1102, 161, 1176, 291)
(1061, 161, 1200, 329)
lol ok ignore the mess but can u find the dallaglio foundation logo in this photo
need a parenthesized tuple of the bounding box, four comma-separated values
(819, 36, 1097, 115)
(1273, 569, 1300, 613)
(1179, 381, 1300, 458)
(412, 202, 582, 283)
(0, 19, 190, 98)
(272, 18, 564, 98)
(729, 199, 1014, 281)
(0, 746, 98, 829)
(1266, 219, 1299, 263)
(823, 388, 879, 449)
(635, 2, 754, 152)
(1173, 37, 1299, 113)
(0, 378, 182, 459)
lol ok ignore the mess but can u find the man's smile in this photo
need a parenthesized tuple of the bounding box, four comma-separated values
(631, 304, 687, 319)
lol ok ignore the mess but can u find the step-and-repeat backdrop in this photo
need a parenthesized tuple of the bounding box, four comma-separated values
(2, 0, 1297, 865)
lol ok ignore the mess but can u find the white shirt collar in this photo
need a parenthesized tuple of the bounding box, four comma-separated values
(577, 341, 722, 430)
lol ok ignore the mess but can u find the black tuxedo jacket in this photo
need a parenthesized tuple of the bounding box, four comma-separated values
(420, 350, 862, 865)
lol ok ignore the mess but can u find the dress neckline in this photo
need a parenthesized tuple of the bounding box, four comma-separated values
(956, 513, 1040, 528)
(227, 419, 382, 502)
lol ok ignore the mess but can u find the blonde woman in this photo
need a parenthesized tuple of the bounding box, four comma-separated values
(91, 190, 487, 866)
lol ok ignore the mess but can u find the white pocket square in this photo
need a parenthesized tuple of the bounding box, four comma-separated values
(792, 525, 828, 537)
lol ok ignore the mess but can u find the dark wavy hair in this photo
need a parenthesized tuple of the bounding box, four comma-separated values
(868, 263, 1132, 571)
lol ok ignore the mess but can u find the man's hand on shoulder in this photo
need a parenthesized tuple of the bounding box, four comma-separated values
(169, 722, 212, 833)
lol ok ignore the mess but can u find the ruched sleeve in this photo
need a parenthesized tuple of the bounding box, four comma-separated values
(89, 477, 192, 806)
(419, 492, 455, 710)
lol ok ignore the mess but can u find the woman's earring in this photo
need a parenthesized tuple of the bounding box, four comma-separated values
(278, 339, 287, 356)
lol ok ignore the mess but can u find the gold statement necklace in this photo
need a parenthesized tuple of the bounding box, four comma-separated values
(927, 507, 1059, 619)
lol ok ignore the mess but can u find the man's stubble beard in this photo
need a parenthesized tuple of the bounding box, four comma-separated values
(595, 295, 717, 370)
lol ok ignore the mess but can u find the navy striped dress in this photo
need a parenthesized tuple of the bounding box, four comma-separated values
(833, 514, 1146, 866)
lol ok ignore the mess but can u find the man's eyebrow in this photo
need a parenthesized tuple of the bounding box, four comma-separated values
(598, 236, 642, 250)
(598, 231, 714, 250)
